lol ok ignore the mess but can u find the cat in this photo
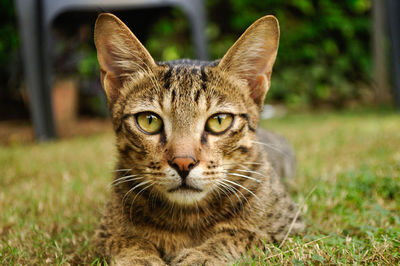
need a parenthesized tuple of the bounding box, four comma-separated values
(93, 13, 304, 265)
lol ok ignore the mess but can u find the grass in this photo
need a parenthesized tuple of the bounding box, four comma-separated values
(1, 108, 399, 264)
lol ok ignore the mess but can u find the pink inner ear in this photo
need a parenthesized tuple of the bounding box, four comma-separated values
(100, 41, 126, 75)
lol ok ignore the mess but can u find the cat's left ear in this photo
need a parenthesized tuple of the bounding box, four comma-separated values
(94, 13, 157, 104)
(218, 16, 279, 108)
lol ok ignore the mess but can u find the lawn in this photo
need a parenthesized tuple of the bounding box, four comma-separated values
(0, 109, 399, 264)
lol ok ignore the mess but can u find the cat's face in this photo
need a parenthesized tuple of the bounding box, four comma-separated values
(94, 13, 279, 205)
(108, 62, 259, 204)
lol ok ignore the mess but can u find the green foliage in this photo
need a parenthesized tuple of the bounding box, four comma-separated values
(211, 0, 372, 107)
(145, 8, 194, 61)
(77, 50, 99, 78)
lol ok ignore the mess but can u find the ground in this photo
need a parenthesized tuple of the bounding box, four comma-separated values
(0, 108, 399, 264)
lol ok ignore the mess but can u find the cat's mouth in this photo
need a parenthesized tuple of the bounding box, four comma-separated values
(168, 183, 203, 193)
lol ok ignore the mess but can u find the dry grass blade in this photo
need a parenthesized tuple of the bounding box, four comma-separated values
(279, 185, 317, 248)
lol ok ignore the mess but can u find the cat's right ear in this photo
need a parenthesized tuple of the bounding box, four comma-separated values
(94, 13, 156, 103)
(218, 15, 279, 109)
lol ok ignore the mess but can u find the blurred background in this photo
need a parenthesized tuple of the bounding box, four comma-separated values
(1, 1, 399, 264)
(0, 0, 398, 143)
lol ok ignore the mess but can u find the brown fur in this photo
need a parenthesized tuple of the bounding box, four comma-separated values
(93, 13, 305, 265)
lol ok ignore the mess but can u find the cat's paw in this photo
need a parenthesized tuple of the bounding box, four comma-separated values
(113, 255, 167, 266)
(171, 248, 221, 266)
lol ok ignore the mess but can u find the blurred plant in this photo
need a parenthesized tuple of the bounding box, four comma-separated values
(145, 8, 194, 61)
(206, 0, 373, 107)
(0, 0, 27, 119)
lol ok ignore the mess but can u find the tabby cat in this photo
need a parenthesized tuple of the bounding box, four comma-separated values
(93, 13, 304, 265)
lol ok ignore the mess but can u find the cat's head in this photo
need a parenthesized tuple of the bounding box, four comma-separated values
(94, 13, 279, 205)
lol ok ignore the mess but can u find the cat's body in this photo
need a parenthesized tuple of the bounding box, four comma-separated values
(93, 14, 304, 265)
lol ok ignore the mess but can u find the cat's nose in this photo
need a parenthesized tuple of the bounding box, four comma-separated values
(168, 156, 199, 179)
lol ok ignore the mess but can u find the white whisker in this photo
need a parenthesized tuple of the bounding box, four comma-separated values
(217, 180, 243, 209)
(111, 174, 141, 185)
(122, 180, 152, 205)
(252, 140, 289, 158)
(113, 168, 131, 172)
(221, 180, 250, 206)
(227, 172, 261, 183)
(111, 176, 145, 187)
(221, 178, 261, 202)
(241, 162, 263, 165)
(236, 169, 267, 178)
(129, 183, 155, 222)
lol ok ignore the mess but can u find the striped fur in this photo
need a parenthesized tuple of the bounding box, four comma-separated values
(93, 13, 304, 265)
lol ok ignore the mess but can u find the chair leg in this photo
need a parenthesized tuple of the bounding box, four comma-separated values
(15, 0, 56, 140)
(387, 0, 400, 108)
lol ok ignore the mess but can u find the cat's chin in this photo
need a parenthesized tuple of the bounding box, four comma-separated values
(164, 189, 208, 205)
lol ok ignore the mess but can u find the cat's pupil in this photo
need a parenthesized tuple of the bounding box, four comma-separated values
(217, 115, 222, 124)
(147, 115, 153, 124)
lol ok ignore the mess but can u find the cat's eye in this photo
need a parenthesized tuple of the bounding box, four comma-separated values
(135, 112, 163, 134)
(206, 113, 233, 134)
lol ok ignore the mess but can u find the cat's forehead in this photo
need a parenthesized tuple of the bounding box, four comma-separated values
(158, 59, 218, 94)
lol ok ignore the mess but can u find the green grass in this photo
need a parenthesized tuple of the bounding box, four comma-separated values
(1, 109, 399, 264)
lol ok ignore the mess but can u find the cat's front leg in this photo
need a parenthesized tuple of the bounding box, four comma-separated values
(171, 228, 270, 266)
(113, 254, 166, 266)
(103, 236, 166, 266)
(112, 252, 166, 266)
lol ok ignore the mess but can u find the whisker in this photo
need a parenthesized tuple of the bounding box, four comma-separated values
(111, 174, 142, 184)
(221, 180, 250, 206)
(113, 168, 131, 173)
(131, 183, 154, 205)
(122, 180, 152, 205)
(241, 162, 263, 165)
(236, 169, 267, 178)
(111, 176, 145, 187)
(213, 185, 222, 200)
(221, 178, 261, 202)
(217, 180, 242, 210)
(251, 140, 290, 158)
(129, 183, 155, 222)
(227, 172, 261, 183)
(237, 163, 251, 170)
(222, 162, 263, 167)
(111, 172, 160, 187)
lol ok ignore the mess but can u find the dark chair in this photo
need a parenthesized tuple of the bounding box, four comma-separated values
(14, 0, 208, 140)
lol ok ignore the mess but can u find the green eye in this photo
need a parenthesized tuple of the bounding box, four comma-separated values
(206, 113, 233, 134)
(135, 112, 163, 134)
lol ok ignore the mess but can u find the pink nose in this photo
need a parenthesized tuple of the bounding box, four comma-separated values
(168, 156, 198, 179)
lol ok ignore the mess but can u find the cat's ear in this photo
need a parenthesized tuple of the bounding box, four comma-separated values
(94, 13, 157, 103)
(218, 15, 279, 108)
